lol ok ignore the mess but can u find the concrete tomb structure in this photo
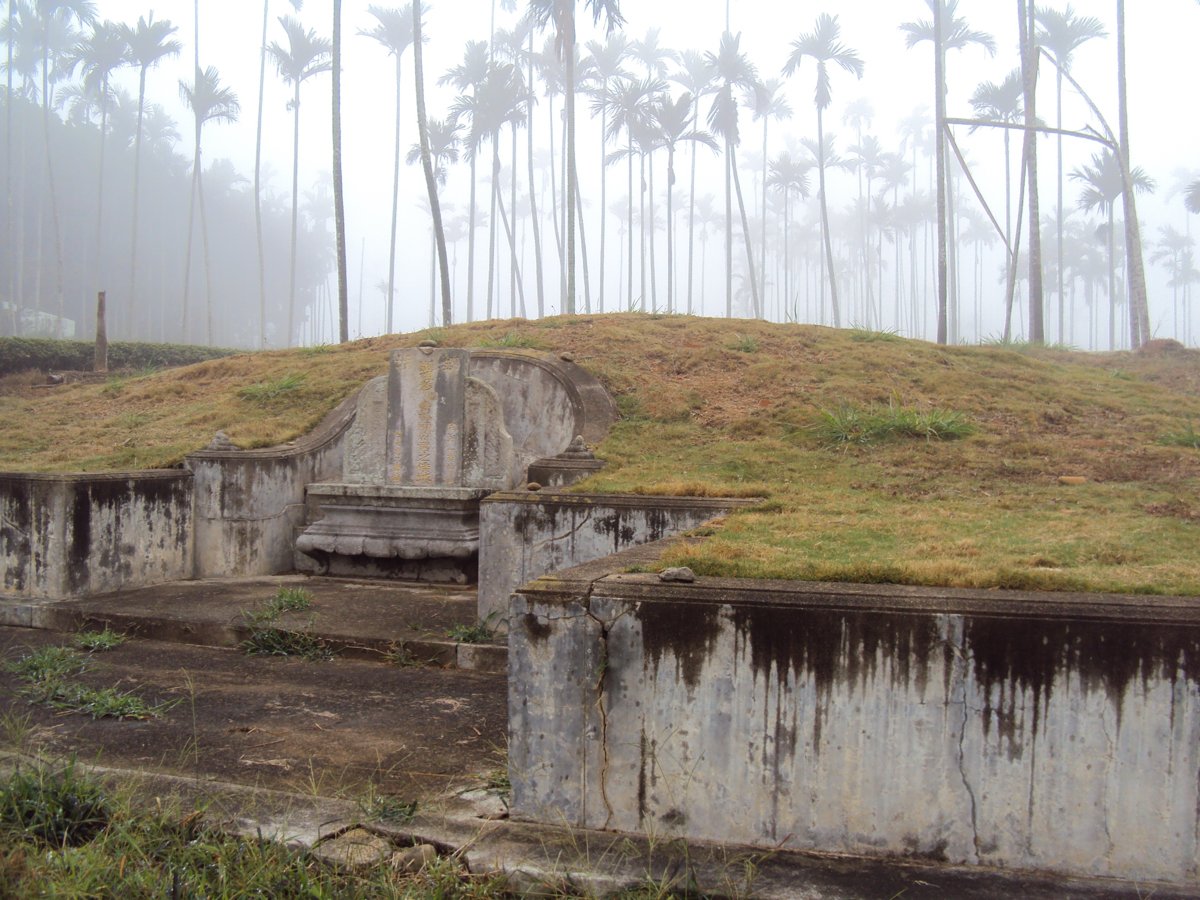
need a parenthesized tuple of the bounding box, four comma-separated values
(295, 347, 515, 582)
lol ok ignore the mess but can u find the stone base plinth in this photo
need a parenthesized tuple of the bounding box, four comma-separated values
(295, 484, 489, 583)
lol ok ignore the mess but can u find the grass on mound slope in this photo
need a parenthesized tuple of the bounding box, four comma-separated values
(2, 314, 1199, 596)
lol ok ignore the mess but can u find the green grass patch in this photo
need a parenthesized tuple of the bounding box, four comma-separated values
(237, 373, 307, 404)
(448, 616, 497, 644)
(1160, 421, 1200, 449)
(5, 645, 172, 720)
(849, 327, 902, 343)
(0, 764, 507, 896)
(74, 629, 126, 653)
(476, 330, 545, 349)
(241, 628, 334, 661)
(813, 401, 975, 445)
(727, 333, 759, 353)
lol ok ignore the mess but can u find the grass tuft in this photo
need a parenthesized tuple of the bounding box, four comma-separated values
(237, 373, 306, 404)
(0, 760, 110, 847)
(727, 334, 759, 353)
(1160, 421, 1200, 450)
(849, 327, 902, 343)
(74, 629, 126, 653)
(448, 615, 498, 644)
(476, 331, 544, 349)
(241, 628, 334, 661)
(812, 401, 975, 446)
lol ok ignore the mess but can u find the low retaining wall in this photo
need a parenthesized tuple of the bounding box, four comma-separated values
(510, 567, 1200, 886)
(0, 471, 192, 599)
(478, 492, 756, 623)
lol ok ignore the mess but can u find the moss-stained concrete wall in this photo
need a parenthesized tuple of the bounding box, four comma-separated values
(0, 472, 192, 599)
(479, 493, 757, 623)
(510, 571, 1200, 886)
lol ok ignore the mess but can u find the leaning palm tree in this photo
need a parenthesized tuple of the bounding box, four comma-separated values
(65, 19, 126, 309)
(705, 31, 756, 319)
(361, 4, 413, 335)
(900, 0, 994, 343)
(969, 68, 1022, 315)
(121, 12, 180, 335)
(648, 91, 717, 314)
(269, 15, 332, 345)
(179, 65, 239, 344)
(1036, 4, 1106, 344)
(412, 0, 451, 328)
(783, 13, 864, 328)
(526, 0, 625, 315)
(1070, 150, 1153, 350)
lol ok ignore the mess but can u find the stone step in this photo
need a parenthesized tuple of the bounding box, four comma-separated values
(0, 575, 507, 674)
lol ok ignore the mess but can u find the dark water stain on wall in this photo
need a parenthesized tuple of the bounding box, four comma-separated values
(636, 600, 723, 693)
(965, 616, 1200, 737)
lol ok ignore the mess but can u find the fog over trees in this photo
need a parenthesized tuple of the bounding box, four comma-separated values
(2, 0, 1197, 349)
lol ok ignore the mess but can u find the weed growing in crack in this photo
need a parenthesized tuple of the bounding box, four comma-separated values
(74, 628, 126, 653)
(240, 628, 333, 661)
(5, 645, 173, 720)
(447, 614, 499, 644)
(358, 786, 418, 824)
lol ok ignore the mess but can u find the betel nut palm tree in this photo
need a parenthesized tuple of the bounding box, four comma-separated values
(121, 12, 180, 333)
(65, 19, 126, 314)
(1070, 150, 1153, 350)
(255, 0, 302, 347)
(179, 65, 239, 344)
(1036, 4, 1106, 345)
(706, 32, 759, 319)
(440, 40, 489, 321)
(900, 0, 994, 344)
(526, 0, 625, 315)
(412, 0, 453, 327)
(783, 12, 864, 329)
(361, 4, 413, 335)
(268, 14, 331, 345)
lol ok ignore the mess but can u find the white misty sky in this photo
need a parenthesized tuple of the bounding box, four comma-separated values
(88, 0, 1199, 339)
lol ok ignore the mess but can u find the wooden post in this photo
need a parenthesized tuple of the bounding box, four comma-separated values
(94, 291, 108, 373)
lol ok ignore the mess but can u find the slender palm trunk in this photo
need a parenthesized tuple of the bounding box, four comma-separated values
(816, 108, 840, 327)
(40, 44, 66, 337)
(731, 145, 759, 317)
(286, 80, 302, 345)
(527, 34, 545, 317)
(255, 0, 269, 346)
(565, 9, 577, 314)
(574, 174, 592, 312)
(1019, 0, 1044, 344)
(686, 96, 699, 314)
(510, 123, 517, 317)
(413, 0, 451, 326)
(181, 132, 200, 342)
(666, 146, 675, 313)
(759, 117, 769, 319)
(494, 145, 527, 315)
(198, 155, 214, 344)
(1117, 0, 1149, 347)
(1055, 70, 1065, 343)
(724, 138, 732, 317)
(4, 0, 13, 334)
(647, 153, 657, 310)
(467, 150, 478, 321)
(94, 80, 110, 327)
(933, 5, 948, 344)
(333, 0, 349, 342)
(486, 136, 499, 319)
(129, 69, 149, 338)
(598, 79, 609, 313)
(385, 55, 402, 333)
(626, 135, 634, 310)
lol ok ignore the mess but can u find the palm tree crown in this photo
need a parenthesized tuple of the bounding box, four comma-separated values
(1036, 4, 1107, 69)
(783, 12, 863, 110)
(268, 15, 332, 93)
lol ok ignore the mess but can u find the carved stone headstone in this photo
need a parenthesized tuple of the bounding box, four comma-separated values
(387, 347, 468, 486)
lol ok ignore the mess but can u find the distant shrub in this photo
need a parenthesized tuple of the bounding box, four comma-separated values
(0, 338, 235, 377)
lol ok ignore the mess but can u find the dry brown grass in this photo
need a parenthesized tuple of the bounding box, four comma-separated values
(3, 314, 1199, 594)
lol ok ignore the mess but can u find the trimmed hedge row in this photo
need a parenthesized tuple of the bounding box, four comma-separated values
(0, 338, 237, 377)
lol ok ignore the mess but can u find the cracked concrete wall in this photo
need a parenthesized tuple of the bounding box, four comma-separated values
(479, 493, 755, 624)
(510, 574, 1200, 886)
(0, 472, 193, 599)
